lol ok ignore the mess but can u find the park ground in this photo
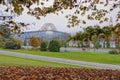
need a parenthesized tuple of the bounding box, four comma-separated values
(0, 54, 82, 68)
(1, 48, 120, 65)
(0, 48, 120, 80)
(0, 48, 120, 69)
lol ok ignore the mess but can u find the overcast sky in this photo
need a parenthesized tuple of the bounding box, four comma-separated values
(0, 0, 120, 34)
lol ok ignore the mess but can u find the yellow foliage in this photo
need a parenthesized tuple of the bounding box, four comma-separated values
(29, 36, 40, 48)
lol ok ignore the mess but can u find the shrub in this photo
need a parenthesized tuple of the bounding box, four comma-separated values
(4, 38, 21, 49)
(109, 50, 118, 54)
(118, 50, 120, 54)
(77, 40, 81, 48)
(94, 42, 101, 49)
(48, 40, 61, 52)
(40, 42, 47, 51)
(0, 37, 3, 47)
(29, 36, 40, 48)
(23, 39, 27, 46)
(82, 47, 86, 51)
(106, 42, 110, 48)
(63, 42, 67, 48)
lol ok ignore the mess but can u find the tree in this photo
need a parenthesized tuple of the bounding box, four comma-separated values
(114, 23, 120, 53)
(4, 38, 22, 49)
(23, 39, 27, 46)
(102, 26, 112, 48)
(40, 41, 47, 51)
(0, 24, 11, 38)
(77, 40, 81, 48)
(0, 0, 119, 28)
(114, 24, 120, 48)
(48, 40, 61, 52)
(0, 21, 29, 34)
(1, 0, 120, 52)
(0, 36, 4, 47)
(29, 36, 40, 48)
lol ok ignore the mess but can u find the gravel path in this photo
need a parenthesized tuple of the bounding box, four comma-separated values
(0, 50, 120, 70)
(60, 47, 117, 53)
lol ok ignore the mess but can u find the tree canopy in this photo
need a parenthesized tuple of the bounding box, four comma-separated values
(29, 36, 40, 48)
(68, 23, 120, 48)
(0, 0, 120, 28)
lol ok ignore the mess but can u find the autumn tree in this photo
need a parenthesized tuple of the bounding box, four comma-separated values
(0, 36, 3, 47)
(69, 24, 120, 50)
(0, 0, 119, 28)
(114, 24, 120, 54)
(29, 36, 40, 48)
(0, 24, 11, 38)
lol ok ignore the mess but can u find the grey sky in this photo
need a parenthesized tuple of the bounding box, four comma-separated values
(0, 0, 120, 34)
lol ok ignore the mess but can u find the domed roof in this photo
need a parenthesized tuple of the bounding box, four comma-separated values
(40, 23, 57, 31)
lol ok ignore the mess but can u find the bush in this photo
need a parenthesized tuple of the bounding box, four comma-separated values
(23, 39, 27, 46)
(48, 40, 61, 52)
(0, 38, 3, 47)
(109, 50, 118, 54)
(63, 42, 67, 48)
(77, 40, 81, 48)
(29, 36, 40, 48)
(4, 38, 21, 49)
(94, 42, 101, 49)
(82, 47, 86, 51)
(40, 42, 47, 51)
(106, 42, 110, 48)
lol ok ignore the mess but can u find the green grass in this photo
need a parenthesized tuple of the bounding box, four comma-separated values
(1, 48, 120, 64)
(0, 54, 82, 68)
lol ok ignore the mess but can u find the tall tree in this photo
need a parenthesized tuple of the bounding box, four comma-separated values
(114, 24, 120, 48)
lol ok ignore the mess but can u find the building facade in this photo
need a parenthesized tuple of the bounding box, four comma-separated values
(13, 23, 69, 46)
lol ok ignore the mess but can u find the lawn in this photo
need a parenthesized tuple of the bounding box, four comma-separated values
(1, 48, 120, 64)
(0, 54, 82, 68)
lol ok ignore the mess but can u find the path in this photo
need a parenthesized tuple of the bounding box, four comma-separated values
(0, 50, 120, 70)
(60, 47, 117, 53)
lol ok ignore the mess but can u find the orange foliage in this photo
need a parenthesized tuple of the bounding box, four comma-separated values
(29, 36, 40, 48)
(0, 66, 120, 80)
